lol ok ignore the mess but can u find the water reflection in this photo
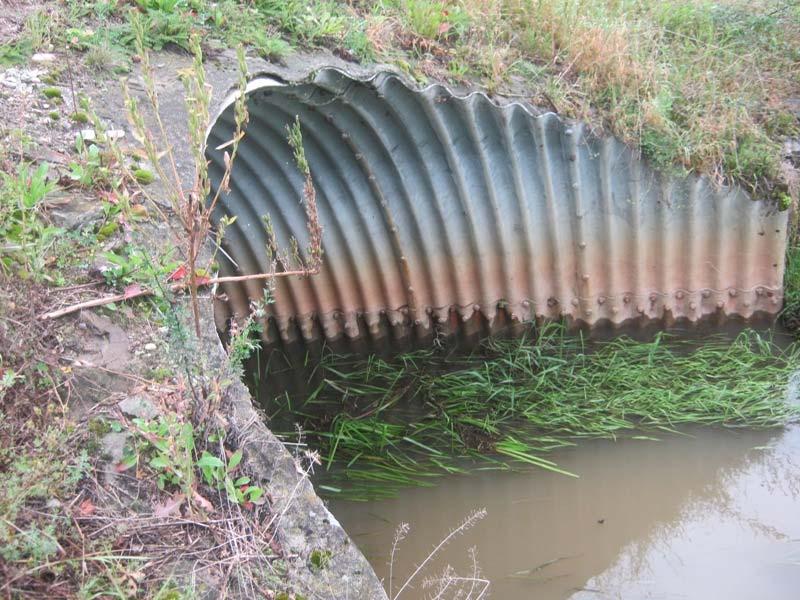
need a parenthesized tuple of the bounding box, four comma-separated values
(329, 425, 800, 599)
(572, 426, 800, 599)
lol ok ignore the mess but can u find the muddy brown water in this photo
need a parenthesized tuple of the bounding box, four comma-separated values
(329, 424, 800, 599)
(248, 322, 800, 598)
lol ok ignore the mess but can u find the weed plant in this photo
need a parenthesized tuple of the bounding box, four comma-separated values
(267, 325, 800, 500)
(111, 16, 323, 334)
(0, 162, 60, 280)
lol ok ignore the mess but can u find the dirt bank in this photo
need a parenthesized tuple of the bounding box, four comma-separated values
(0, 41, 386, 599)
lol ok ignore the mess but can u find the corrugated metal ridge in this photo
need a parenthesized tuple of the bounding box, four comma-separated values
(206, 67, 788, 346)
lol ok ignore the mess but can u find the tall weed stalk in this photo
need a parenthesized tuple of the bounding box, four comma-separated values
(122, 11, 322, 336)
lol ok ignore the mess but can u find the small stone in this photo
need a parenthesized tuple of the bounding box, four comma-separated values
(32, 52, 56, 63)
(0, 67, 44, 92)
(107, 129, 125, 140)
(144, 342, 157, 351)
(80, 129, 96, 142)
(118, 396, 158, 420)
(101, 431, 128, 462)
(49, 193, 105, 231)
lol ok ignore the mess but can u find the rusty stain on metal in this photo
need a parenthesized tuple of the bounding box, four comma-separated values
(206, 68, 788, 346)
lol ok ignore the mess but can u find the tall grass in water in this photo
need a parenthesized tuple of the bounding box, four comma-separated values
(782, 241, 800, 331)
(269, 325, 800, 500)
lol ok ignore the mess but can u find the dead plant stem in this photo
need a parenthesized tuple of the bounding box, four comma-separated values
(38, 266, 321, 320)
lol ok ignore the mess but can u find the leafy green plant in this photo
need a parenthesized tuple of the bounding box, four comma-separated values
(0, 40, 32, 65)
(400, 0, 470, 41)
(227, 315, 263, 372)
(123, 416, 263, 505)
(295, 2, 348, 42)
(343, 26, 375, 61)
(64, 26, 99, 51)
(136, 0, 186, 13)
(68, 134, 117, 188)
(138, 10, 195, 50)
(0, 363, 22, 402)
(256, 0, 347, 43)
(101, 246, 181, 291)
(250, 31, 293, 60)
(308, 548, 332, 571)
(197, 449, 264, 504)
(123, 415, 196, 492)
(0, 161, 61, 278)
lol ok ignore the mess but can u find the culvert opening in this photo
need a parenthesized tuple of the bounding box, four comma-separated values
(205, 65, 795, 496)
(206, 68, 787, 352)
(207, 68, 800, 598)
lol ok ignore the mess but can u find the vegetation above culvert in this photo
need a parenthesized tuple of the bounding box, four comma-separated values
(4, 0, 799, 201)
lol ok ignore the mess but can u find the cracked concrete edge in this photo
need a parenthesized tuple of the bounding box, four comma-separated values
(198, 295, 388, 600)
(202, 53, 387, 600)
(105, 50, 390, 598)
(202, 52, 393, 599)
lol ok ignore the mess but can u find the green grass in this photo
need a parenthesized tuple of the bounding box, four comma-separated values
(10, 0, 794, 199)
(782, 241, 800, 329)
(265, 325, 800, 500)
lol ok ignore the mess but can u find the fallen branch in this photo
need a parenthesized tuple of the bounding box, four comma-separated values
(38, 267, 320, 321)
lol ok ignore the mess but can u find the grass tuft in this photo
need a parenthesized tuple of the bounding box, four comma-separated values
(782, 235, 800, 330)
(133, 168, 155, 185)
(41, 87, 62, 99)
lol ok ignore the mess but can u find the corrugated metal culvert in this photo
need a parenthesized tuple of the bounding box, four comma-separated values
(207, 68, 788, 347)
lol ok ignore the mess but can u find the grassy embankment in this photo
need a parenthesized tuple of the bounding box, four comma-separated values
(265, 325, 800, 500)
(6, 1, 800, 313)
(2, 0, 799, 200)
